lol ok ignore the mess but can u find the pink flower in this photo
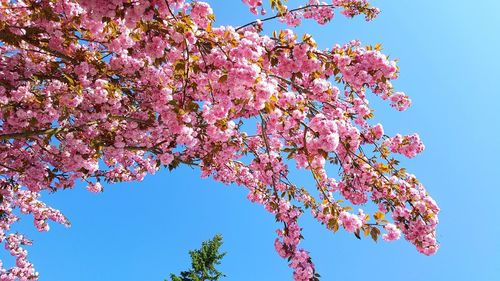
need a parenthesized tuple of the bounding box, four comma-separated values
(390, 92, 412, 111)
(338, 211, 362, 233)
(382, 223, 401, 241)
(241, 0, 262, 14)
(385, 133, 425, 158)
(190, 2, 213, 28)
(87, 182, 103, 193)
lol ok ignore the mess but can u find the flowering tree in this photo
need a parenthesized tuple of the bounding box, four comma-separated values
(0, 0, 439, 280)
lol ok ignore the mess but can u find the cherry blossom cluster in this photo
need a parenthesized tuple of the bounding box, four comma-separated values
(385, 134, 425, 159)
(273, 0, 379, 27)
(0, 180, 69, 280)
(242, 0, 264, 15)
(383, 223, 401, 241)
(0, 0, 439, 280)
(332, 0, 380, 19)
(273, 199, 317, 281)
(0, 234, 36, 281)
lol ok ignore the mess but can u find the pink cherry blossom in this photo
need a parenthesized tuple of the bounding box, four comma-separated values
(87, 182, 104, 193)
(338, 211, 363, 233)
(382, 223, 402, 241)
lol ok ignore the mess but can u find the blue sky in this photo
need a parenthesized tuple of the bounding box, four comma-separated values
(7, 1, 500, 280)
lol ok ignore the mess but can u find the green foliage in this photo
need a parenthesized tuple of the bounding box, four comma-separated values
(168, 235, 226, 281)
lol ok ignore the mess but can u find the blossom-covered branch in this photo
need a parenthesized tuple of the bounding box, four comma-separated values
(0, 0, 438, 280)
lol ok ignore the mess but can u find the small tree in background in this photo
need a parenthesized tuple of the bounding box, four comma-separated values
(169, 235, 226, 281)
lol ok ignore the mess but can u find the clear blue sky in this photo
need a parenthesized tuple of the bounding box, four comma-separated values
(6, 1, 500, 280)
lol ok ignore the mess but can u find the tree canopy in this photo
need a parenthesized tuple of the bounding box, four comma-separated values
(0, 0, 439, 280)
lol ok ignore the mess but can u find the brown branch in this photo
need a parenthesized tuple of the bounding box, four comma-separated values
(236, 4, 335, 31)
